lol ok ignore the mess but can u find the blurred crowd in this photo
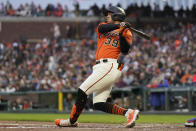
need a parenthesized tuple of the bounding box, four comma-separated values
(0, 1, 196, 18)
(116, 22, 196, 89)
(0, 37, 96, 92)
(0, 22, 196, 94)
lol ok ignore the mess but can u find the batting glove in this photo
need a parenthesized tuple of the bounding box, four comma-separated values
(120, 22, 131, 28)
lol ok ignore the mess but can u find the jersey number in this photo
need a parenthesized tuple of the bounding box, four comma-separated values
(104, 37, 118, 48)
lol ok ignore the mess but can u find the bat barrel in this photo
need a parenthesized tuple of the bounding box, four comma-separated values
(129, 27, 151, 40)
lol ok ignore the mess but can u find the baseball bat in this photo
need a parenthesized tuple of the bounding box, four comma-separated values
(129, 27, 151, 40)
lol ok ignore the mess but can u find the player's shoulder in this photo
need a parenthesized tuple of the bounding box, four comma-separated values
(96, 22, 107, 33)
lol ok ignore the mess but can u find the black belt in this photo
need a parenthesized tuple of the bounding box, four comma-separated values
(96, 59, 108, 64)
(96, 59, 122, 70)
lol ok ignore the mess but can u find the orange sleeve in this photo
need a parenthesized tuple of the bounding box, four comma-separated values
(122, 29, 132, 44)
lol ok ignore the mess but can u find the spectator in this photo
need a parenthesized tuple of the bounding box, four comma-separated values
(45, 3, 55, 16)
(63, 5, 69, 17)
(122, 71, 134, 86)
(48, 56, 57, 73)
(11, 98, 23, 110)
(30, 1, 37, 16)
(54, 3, 63, 17)
(0, 2, 5, 16)
(51, 23, 61, 40)
(0, 95, 8, 111)
(5, 84, 16, 93)
(23, 99, 32, 110)
(64, 93, 74, 111)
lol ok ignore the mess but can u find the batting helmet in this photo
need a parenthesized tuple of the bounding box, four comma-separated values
(103, 6, 126, 22)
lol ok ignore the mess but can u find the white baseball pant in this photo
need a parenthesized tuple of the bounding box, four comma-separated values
(79, 58, 122, 104)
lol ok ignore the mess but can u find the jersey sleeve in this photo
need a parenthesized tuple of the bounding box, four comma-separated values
(122, 29, 132, 44)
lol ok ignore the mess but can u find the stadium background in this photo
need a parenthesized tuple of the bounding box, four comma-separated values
(0, 0, 196, 115)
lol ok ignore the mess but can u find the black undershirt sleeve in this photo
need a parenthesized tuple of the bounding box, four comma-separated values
(98, 23, 120, 34)
(119, 34, 131, 55)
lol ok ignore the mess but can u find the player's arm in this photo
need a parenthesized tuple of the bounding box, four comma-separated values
(98, 23, 120, 33)
(119, 29, 132, 55)
(117, 29, 132, 64)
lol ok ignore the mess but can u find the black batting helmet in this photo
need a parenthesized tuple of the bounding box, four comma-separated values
(103, 6, 126, 22)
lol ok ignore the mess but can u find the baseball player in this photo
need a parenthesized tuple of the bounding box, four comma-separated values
(55, 6, 139, 128)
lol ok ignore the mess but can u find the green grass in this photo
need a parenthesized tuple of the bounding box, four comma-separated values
(0, 113, 194, 124)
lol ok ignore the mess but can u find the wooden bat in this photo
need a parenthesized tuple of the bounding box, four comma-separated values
(129, 27, 151, 40)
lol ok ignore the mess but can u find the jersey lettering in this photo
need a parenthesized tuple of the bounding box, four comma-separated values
(104, 37, 119, 48)
(96, 22, 132, 60)
(104, 37, 112, 45)
(112, 39, 118, 47)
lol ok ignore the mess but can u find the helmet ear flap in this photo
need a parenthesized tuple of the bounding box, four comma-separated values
(111, 14, 125, 21)
(111, 14, 118, 21)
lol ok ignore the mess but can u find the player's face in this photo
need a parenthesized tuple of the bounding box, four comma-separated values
(106, 12, 113, 23)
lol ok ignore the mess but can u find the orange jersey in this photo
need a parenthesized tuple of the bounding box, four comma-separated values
(95, 22, 132, 60)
